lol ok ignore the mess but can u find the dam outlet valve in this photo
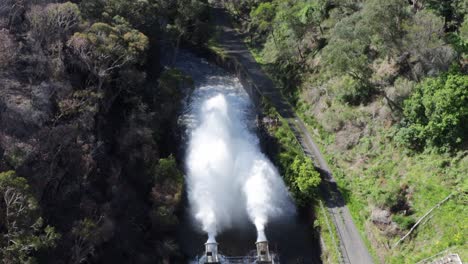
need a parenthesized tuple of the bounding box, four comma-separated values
(256, 240, 272, 263)
(204, 242, 220, 263)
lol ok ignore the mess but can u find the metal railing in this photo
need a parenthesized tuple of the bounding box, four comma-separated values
(195, 252, 280, 264)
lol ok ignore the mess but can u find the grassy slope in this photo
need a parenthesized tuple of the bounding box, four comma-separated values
(246, 36, 467, 263)
(297, 101, 468, 263)
(208, 13, 467, 262)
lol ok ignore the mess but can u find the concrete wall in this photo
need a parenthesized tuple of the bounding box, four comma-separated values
(188, 46, 262, 109)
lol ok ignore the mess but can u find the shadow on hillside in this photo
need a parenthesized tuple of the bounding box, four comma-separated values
(316, 167, 351, 210)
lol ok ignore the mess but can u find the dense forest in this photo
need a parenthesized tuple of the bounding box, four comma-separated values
(0, 0, 467, 263)
(0, 0, 210, 263)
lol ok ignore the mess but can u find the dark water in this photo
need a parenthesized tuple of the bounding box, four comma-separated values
(174, 51, 322, 264)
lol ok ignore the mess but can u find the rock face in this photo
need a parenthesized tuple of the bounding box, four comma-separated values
(370, 207, 400, 237)
(371, 207, 392, 226)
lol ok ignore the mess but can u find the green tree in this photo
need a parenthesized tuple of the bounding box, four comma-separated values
(0, 171, 59, 263)
(70, 218, 98, 264)
(167, 0, 209, 63)
(458, 16, 468, 54)
(403, 9, 456, 79)
(322, 14, 372, 84)
(461, 17, 468, 41)
(398, 70, 468, 150)
(403, 10, 445, 54)
(425, 0, 468, 29)
(67, 17, 149, 90)
(150, 156, 183, 231)
(291, 156, 321, 201)
(249, 2, 275, 41)
(78, 0, 165, 31)
(361, 0, 410, 55)
(27, 2, 81, 44)
(335, 75, 373, 105)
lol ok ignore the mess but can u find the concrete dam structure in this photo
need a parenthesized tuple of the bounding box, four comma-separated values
(175, 51, 322, 264)
(197, 240, 279, 264)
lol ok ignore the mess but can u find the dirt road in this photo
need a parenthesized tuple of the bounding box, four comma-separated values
(211, 5, 374, 264)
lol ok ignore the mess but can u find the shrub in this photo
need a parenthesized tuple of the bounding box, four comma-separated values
(292, 155, 321, 201)
(153, 155, 183, 184)
(392, 214, 415, 230)
(250, 2, 275, 37)
(460, 17, 468, 42)
(386, 77, 415, 107)
(336, 75, 373, 105)
(397, 70, 468, 151)
(371, 181, 400, 209)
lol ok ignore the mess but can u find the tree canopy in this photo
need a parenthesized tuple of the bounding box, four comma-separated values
(0, 171, 59, 263)
(398, 69, 468, 151)
(67, 17, 149, 88)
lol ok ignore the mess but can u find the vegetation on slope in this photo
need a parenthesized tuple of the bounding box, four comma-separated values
(224, 0, 468, 262)
(259, 99, 342, 262)
(0, 0, 209, 263)
(260, 99, 321, 206)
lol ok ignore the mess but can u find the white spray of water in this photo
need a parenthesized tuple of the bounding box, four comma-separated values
(186, 93, 294, 243)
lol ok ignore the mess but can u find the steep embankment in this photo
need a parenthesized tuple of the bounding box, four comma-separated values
(0, 1, 208, 263)
(208, 5, 374, 264)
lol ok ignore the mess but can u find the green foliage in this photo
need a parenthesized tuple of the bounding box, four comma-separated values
(264, 102, 321, 205)
(461, 17, 468, 42)
(361, 0, 409, 55)
(153, 155, 183, 184)
(154, 69, 193, 141)
(403, 10, 445, 56)
(27, 2, 82, 44)
(392, 214, 415, 230)
(387, 77, 415, 107)
(292, 155, 321, 200)
(452, 17, 468, 56)
(398, 70, 468, 151)
(79, 0, 163, 32)
(166, 0, 210, 44)
(335, 75, 373, 105)
(71, 218, 97, 241)
(250, 2, 275, 34)
(158, 69, 193, 99)
(296, 1, 327, 26)
(150, 156, 183, 231)
(425, 0, 468, 29)
(0, 171, 59, 263)
(248, 0, 331, 98)
(370, 179, 401, 209)
(67, 17, 148, 86)
(151, 206, 179, 229)
(239, 0, 467, 262)
(322, 13, 372, 82)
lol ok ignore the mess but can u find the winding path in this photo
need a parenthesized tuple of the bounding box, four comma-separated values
(211, 5, 374, 264)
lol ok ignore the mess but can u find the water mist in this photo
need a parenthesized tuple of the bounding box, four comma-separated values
(185, 75, 294, 245)
(185, 59, 295, 245)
